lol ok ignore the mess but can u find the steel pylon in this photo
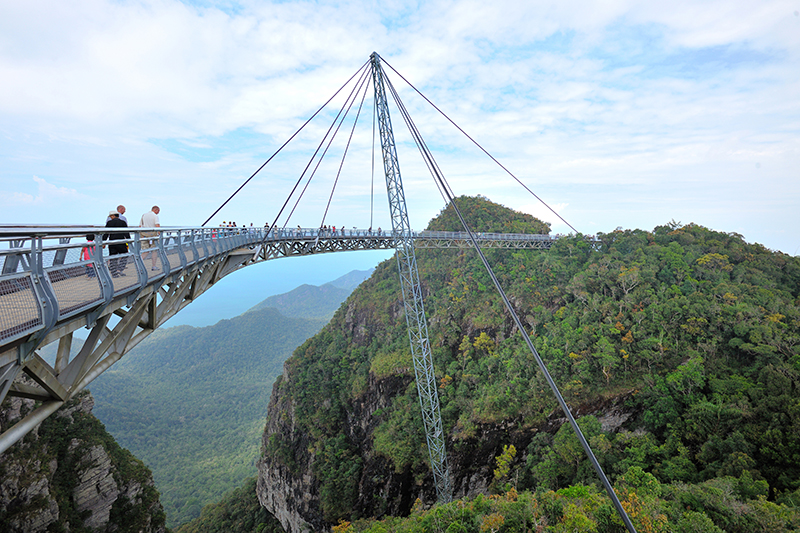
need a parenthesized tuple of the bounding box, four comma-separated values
(370, 52, 452, 503)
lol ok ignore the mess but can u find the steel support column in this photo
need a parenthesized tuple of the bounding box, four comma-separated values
(370, 52, 452, 502)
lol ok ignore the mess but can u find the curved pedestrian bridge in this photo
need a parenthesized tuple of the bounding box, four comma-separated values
(0, 225, 554, 452)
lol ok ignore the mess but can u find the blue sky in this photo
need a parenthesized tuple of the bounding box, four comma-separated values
(2, 0, 798, 262)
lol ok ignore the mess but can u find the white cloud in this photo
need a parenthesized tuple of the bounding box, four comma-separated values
(1, 176, 83, 207)
(0, 0, 797, 253)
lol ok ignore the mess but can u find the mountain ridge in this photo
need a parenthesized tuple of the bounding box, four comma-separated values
(247, 269, 373, 319)
(256, 196, 800, 532)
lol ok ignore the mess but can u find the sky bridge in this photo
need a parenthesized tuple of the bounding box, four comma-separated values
(0, 225, 553, 453)
(0, 52, 637, 531)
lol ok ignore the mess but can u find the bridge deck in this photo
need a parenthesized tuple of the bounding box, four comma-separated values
(0, 226, 554, 357)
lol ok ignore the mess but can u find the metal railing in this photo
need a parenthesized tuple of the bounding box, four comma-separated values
(0, 227, 263, 347)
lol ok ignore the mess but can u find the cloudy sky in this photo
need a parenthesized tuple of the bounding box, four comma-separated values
(2, 0, 799, 263)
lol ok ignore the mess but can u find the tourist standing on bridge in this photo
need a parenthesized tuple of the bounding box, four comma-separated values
(139, 206, 161, 270)
(104, 211, 129, 278)
(106, 205, 128, 223)
(81, 234, 96, 278)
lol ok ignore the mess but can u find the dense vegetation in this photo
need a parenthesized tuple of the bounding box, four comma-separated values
(266, 195, 800, 529)
(344, 476, 800, 533)
(174, 477, 283, 533)
(90, 307, 326, 527)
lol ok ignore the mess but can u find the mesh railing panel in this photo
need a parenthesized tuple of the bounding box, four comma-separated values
(0, 274, 43, 342)
(165, 247, 182, 272)
(141, 248, 165, 281)
(46, 265, 103, 318)
(196, 239, 208, 260)
(183, 244, 196, 265)
(107, 253, 139, 294)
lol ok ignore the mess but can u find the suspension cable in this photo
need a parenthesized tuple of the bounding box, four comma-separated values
(273, 63, 371, 231)
(381, 58, 578, 234)
(384, 75, 451, 205)
(202, 59, 370, 227)
(282, 66, 372, 229)
(319, 72, 371, 229)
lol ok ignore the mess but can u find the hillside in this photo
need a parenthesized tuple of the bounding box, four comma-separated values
(0, 391, 166, 533)
(345, 481, 800, 532)
(257, 195, 800, 532)
(89, 268, 373, 528)
(174, 477, 282, 533)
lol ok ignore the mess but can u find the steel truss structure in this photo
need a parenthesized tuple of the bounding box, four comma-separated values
(371, 52, 452, 502)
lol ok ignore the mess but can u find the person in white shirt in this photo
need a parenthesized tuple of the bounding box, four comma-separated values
(139, 206, 161, 270)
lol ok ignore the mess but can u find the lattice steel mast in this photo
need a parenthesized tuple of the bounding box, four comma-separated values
(370, 52, 452, 502)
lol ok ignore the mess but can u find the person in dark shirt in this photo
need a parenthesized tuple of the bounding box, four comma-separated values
(104, 211, 130, 278)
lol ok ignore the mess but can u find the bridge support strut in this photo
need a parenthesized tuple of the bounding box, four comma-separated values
(371, 52, 452, 502)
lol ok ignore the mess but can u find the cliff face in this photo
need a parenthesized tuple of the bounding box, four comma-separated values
(258, 376, 319, 533)
(257, 351, 636, 533)
(0, 391, 166, 533)
(257, 367, 423, 533)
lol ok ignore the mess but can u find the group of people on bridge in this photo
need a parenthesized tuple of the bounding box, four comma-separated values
(316, 225, 383, 237)
(214, 222, 386, 238)
(90, 204, 161, 277)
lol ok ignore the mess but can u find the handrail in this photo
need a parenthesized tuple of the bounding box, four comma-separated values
(0, 227, 259, 346)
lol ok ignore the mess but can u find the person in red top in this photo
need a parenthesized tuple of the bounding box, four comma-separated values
(81, 234, 96, 278)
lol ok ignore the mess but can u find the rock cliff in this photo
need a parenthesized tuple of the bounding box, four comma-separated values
(258, 369, 420, 533)
(257, 352, 636, 533)
(0, 390, 166, 533)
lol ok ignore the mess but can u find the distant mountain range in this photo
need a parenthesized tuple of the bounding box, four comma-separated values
(247, 268, 373, 319)
(89, 268, 374, 528)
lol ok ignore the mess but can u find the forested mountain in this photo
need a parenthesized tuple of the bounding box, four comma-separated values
(174, 477, 282, 533)
(257, 195, 800, 532)
(327, 269, 377, 291)
(89, 268, 372, 528)
(89, 307, 325, 527)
